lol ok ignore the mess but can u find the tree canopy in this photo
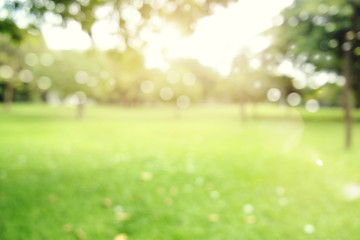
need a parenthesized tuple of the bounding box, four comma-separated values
(263, 0, 360, 148)
(1, 0, 235, 44)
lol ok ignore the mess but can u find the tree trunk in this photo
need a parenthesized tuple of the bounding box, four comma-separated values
(251, 102, 258, 120)
(77, 103, 84, 120)
(343, 49, 352, 149)
(239, 100, 247, 122)
(4, 81, 13, 112)
(351, 77, 360, 108)
(342, 3, 359, 149)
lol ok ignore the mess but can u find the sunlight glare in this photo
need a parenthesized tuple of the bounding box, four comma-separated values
(150, 0, 294, 75)
(42, 20, 91, 50)
(41, 0, 293, 75)
(143, 24, 182, 70)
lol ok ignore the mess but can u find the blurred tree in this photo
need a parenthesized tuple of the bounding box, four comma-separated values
(230, 52, 296, 120)
(0, 0, 235, 116)
(0, 35, 24, 111)
(168, 59, 221, 103)
(0, 18, 23, 42)
(1, 0, 234, 43)
(264, 0, 360, 148)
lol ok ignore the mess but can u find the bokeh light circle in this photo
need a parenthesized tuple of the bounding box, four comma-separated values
(267, 88, 281, 102)
(287, 92, 301, 106)
(160, 87, 173, 101)
(305, 99, 320, 113)
(141, 80, 154, 94)
(176, 95, 191, 109)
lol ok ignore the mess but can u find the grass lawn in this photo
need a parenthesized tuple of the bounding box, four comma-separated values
(1, 103, 360, 240)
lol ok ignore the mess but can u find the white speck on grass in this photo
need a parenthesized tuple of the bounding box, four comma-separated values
(195, 177, 204, 186)
(114, 205, 124, 213)
(275, 186, 285, 196)
(210, 190, 220, 199)
(343, 183, 360, 200)
(316, 159, 324, 166)
(303, 224, 315, 234)
(278, 197, 288, 206)
(243, 204, 254, 214)
(312, 155, 324, 166)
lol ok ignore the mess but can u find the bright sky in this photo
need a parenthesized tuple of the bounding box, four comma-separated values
(42, 0, 293, 76)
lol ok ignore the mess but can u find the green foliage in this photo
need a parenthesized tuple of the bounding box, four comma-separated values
(1, 0, 235, 42)
(0, 19, 23, 42)
(261, 0, 360, 108)
(266, 0, 360, 74)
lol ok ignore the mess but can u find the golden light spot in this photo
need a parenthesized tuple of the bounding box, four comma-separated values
(244, 215, 256, 224)
(140, 172, 152, 181)
(75, 229, 87, 239)
(62, 224, 73, 233)
(156, 187, 164, 195)
(103, 198, 112, 208)
(208, 213, 219, 222)
(164, 197, 173, 206)
(47, 194, 57, 203)
(205, 182, 214, 190)
(170, 187, 179, 196)
(116, 212, 130, 221)
(114, 233, 128, 240)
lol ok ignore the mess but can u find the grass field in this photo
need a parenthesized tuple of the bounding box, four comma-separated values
(1, 104, 360, 240)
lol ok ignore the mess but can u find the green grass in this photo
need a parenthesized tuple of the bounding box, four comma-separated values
(1, 103, 360, 240)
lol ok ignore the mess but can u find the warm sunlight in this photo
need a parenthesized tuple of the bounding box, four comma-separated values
(42, 0, 293, 75)
(156, 0, 294, 75)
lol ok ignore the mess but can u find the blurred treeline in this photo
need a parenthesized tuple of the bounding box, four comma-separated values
(0, 33, 345, 107)
(1, 0, 357, 109)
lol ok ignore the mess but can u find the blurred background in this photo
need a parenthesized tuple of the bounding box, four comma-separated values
(1, 0, 360, 239)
